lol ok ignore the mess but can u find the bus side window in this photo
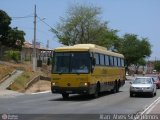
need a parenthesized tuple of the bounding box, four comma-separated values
(100, 54, 105, 65)
(105, 55, 109, 66)
(95, 53, 100, 65)
(109, 56, 113, 66)
(118, 57, 121, 67)
(114, 57, 117, 67)
(121, 58, 124, 67)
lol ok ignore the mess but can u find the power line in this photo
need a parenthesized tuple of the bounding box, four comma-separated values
(12, 14, 33, 19)
(11, 13, 54, 31)
(37, 16, 54, 30)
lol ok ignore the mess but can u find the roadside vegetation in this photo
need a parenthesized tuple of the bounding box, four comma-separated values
(0, 64, 14, 82)
(8, 72, 34, 92)
(8, 69, 50, 92)
(0, 61, 50, 92)
(6, 62, 50, 92)
(154, 61, 160, 72)
(4, 50, 21, 63)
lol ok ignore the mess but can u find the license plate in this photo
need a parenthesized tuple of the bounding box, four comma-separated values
(66, 91, 72, 93)
(138, 90, 143, 92)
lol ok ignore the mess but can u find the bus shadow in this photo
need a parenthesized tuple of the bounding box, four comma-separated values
(50, 91, 123, 102)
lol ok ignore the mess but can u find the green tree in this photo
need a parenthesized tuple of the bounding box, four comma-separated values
(135, 58, 147, 74)
(7, 27, 25, 50)
(0, 10, 11, 46)
(118, 34, 151, 69)
(154, 62, 160, 72)
(52, 4, 118, 48)
(0, 10, 25, 50)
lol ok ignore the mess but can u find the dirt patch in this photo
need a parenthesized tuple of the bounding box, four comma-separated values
(1, 61, 51, 92)
(25, 80, 50, 93)
(0, 64, 14, 81)
(8, 72, 35, 92)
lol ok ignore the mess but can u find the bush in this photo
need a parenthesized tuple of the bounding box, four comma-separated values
(4, 50, 20, 62)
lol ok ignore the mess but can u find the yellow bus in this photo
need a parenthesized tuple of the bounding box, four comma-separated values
(51, 44, 125, 99)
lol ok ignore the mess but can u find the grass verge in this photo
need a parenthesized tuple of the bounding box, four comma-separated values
(0, 64, 14, 82)
(8, 72, 34, 92)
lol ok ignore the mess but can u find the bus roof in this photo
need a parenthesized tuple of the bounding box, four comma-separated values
(54, 44, 124, 58)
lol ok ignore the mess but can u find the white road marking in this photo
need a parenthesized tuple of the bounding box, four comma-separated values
(133, 96, 160, 120)
(141, 96, 160, 114)
(31, 90, 51, 95)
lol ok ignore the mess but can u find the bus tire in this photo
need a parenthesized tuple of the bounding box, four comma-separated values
(93, 83, 100, 98)
(130, 92, 134, 97)
(111, 84, 116, 93)
(150, 91, 154, 98)
(62, 93, 69, 99)
(118, 80, 121, 87)
(112, 81, 119, 93)
(116, 81, 120, 92)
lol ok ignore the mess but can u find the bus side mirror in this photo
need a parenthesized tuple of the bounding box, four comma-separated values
(91, 66, 94, 73)
(91, 57, 95, 73)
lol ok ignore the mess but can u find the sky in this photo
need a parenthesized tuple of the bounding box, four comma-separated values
(0, 0, 160, 60)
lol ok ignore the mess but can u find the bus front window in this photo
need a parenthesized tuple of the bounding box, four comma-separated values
(71, 53, 90, 73)
(53, 52, 90, 74)
(53, 53, 70, 73)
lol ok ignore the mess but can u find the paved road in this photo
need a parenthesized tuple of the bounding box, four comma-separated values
(0, 81, 160, 120)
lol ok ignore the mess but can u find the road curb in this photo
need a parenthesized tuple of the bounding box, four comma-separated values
(25, 75, 51, 90)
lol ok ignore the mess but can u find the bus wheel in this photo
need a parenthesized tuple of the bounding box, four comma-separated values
(62, 93, 69, 99)
(112, 81, 119, 93)
(111, 86, 116, 93)
(93, 83, 100, 98)
(116, 85, 119, 93)
(130, 92, 134, 97)
(118, 80, 121, 88)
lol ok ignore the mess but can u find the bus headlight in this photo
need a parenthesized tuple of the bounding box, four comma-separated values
(52, 82, 56, 86)
(80, 82, 90, 87)
(84, 83, 88, 86)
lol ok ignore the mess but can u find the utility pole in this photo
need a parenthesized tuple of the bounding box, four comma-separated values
(33, 5, 37, 71)
(46, 40, 49, 49)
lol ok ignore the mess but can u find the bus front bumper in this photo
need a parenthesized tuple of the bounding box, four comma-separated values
(51, 86, 93, 95)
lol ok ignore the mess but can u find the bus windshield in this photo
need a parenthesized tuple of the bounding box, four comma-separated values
(53, 52, 90, 74)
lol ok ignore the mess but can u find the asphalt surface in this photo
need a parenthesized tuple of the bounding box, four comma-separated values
(0, 81, 160, 120)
